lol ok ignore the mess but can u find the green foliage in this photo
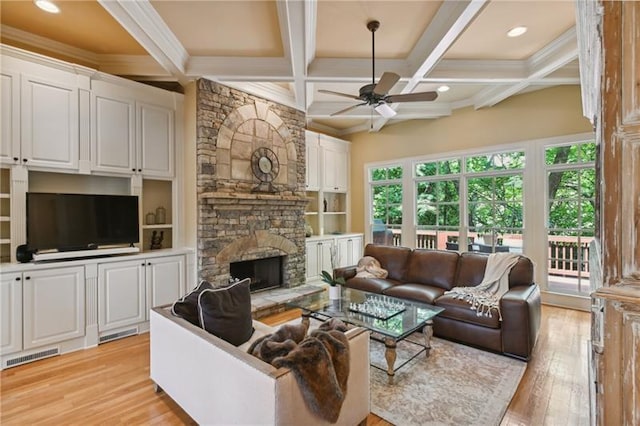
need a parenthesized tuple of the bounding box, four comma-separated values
(321, 270, 346, 287)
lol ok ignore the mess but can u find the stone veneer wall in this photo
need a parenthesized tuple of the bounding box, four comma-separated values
(196, 79, 307, 287)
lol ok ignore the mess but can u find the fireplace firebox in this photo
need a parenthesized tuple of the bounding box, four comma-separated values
(230, 256, 284, 293)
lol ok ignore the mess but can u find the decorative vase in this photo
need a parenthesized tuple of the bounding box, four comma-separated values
(145, 212, 155, 225)
(329, 285, 341, 300)
(305, 222, 313, 237)
(155, 206, 166, 224)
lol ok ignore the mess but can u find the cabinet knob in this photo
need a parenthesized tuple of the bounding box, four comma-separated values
(15, 277, 21, 281)
(147, 262, 151, 266)
(132, 168, 136, 172)
(141, 263, 146, 266)
(25, 276, 31, 280)
(22, 158, 28, 163)
(13, 157, 18, 162)
(138, 169, 142, 172)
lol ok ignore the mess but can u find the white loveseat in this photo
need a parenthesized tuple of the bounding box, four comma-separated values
(150, 306, 371, 425)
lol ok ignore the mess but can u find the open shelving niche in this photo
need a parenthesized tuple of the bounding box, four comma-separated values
(141, 179, 173, 251)
(0, 168, 11, 263)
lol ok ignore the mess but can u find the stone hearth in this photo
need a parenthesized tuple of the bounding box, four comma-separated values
(196, 79, 307, 287)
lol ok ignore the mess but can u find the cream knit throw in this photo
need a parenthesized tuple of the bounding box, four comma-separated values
(445, 253, 520, 321)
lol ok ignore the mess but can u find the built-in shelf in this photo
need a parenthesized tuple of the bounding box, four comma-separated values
(305, 212, 318, 216)
(0, 194, 9, 199)
(142, 224, 173, 230)
(324, 212, 346, 215)
(0, 238, 10, 244)
(32, 246, 140, 262)
(0, 216, 10, 222)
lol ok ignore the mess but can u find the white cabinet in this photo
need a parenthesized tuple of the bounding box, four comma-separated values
(98, 254, 185, 332)
(0, 68, 80, 169)
(336, 235, 364, 268)
(305, 130, 320, 191)
(1, 70, 20, 166)
(90, 81, 175, 178)
(22, 266, 85, 350)
(138, 103, 174, 178)
(98, 259, 146, 332)
(305, 238, 334, 282)
(320, 135, 349, 192)
(145, 255, 185, 311)
(20, 74, 79, 170)
(91, 89, 136, 174)
(1, 272, 22, 355)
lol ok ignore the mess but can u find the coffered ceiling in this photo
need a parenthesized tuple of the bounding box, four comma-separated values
(0, 0, 579, 135)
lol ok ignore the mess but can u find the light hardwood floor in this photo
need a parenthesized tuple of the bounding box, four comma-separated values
(1, 305, 590, 425)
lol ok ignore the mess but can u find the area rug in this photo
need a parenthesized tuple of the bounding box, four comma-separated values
(369, 334, 526, 426)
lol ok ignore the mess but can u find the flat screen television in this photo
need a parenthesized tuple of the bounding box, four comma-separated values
(26, 192, 139, 252)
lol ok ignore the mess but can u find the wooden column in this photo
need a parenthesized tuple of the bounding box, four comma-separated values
(589, 1, 640, 425)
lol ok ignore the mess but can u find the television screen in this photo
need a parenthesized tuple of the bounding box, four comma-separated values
(26, 193, 139, 252)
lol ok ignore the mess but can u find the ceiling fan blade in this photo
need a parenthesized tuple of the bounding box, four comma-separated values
(373, 72, 400, 95)
(318, 89, 361, 101)
(386, 91, 438, 103)
(330, 102, 367, 116)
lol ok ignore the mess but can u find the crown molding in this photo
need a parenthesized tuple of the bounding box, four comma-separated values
(1, 25, 100, 66)
(217, 82, 300, 112)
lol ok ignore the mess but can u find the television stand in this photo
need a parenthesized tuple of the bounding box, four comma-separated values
(32, 246, 140, 262)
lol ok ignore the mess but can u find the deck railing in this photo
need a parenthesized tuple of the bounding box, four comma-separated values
(385, 229, 591, 278)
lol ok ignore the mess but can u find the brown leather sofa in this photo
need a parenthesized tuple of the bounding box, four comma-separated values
(334, 243, 541, 360)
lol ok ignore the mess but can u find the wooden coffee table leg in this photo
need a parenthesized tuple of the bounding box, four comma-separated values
(423, 320, 434, 356)
(384, 337, 397, 384)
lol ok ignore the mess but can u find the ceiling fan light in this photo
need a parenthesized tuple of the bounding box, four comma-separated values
(34, 0, 60, 13)
(507, 26, 527, 38)
(437, 85, 450, 93)
(374, 103, 396, 118)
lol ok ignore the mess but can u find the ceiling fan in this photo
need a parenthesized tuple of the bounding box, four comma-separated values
(319, 20, 438, 118)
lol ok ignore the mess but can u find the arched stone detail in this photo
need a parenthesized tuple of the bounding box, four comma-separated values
(215, 100, 296, 188)
(217, 232, 298, 263)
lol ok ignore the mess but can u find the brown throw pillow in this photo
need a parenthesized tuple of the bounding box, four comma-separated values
(197, 278, 254, 346)
(171, 280, 214, 326)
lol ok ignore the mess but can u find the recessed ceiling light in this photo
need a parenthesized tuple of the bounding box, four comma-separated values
(507, 26, 527, 38)
(437, 85, 450, 93)
(34, 0, 60, 14)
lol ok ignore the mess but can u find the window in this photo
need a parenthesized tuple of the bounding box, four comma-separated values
(370, 165, 402, 246)
(415, 159, 461, 249)
(466, 151, 525, 253)
(545, 142, 596, 295)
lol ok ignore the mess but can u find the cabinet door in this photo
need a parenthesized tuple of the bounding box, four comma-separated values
(321, 145, 348, 192)
(336, 235, 363, 267)
(137, 103, 174, 178)
(320, 239, 334, 273)
(305, 240, 320, 281)
(305, 131, 320, 191)
(21, 74, 79, 170)
(91, 91, 136, 174)
(1, 272, 22, 355)
(23, 266, 85, 350)
(336, 237, 350, 268)
(146, 255, 184, 315)
(306, 239, 334, 281)
(349, 235, 364, 265)
(98, 260, 145, 332)
(1, 70, 20, 166)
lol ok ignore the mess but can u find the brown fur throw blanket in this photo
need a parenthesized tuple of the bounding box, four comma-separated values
(272, 329, 350, 423)
(246, 321, 309, 365)
(249, 319, 351, 423)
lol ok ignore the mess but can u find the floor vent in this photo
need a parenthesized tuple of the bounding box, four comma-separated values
(99, 328, 137, 343)
(6, 348, 59, 367)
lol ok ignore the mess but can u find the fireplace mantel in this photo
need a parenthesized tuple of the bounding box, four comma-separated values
(199, 191, 309, 206)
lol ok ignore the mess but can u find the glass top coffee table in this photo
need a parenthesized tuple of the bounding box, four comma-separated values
(286, 287, 444, 384)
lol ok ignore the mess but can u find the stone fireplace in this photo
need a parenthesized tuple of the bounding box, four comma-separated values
(196, 79, 307, 288)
